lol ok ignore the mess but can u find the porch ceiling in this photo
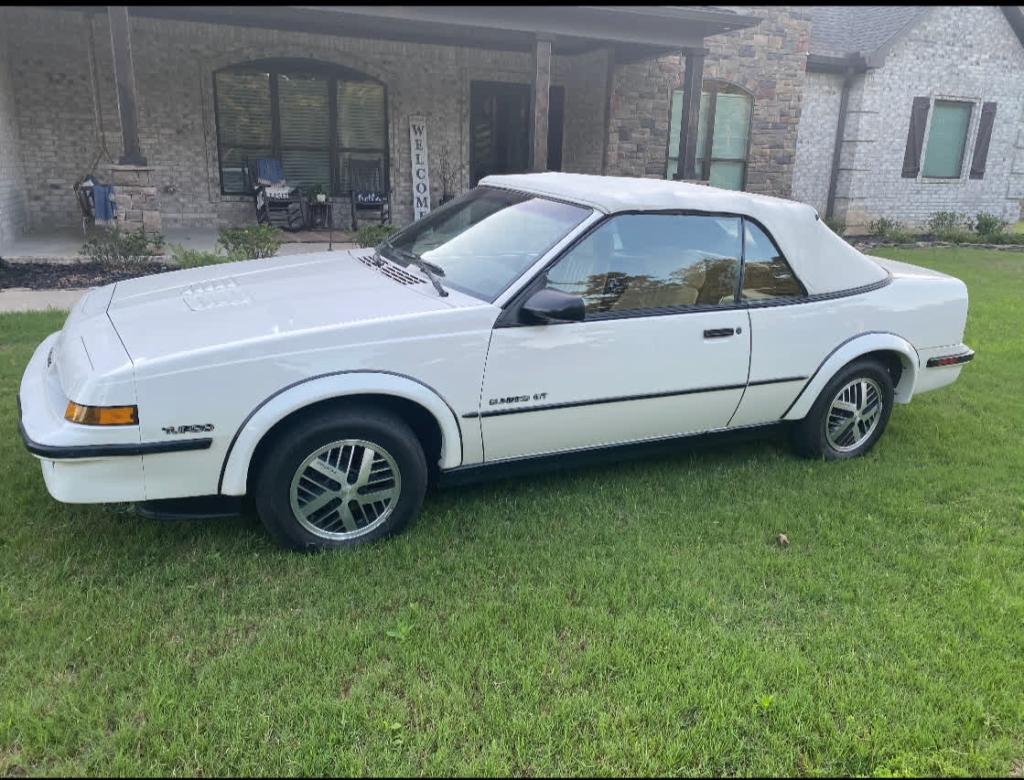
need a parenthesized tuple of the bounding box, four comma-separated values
(57, 5, 760, 62)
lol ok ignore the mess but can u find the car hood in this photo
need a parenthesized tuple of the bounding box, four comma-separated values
(106, 249, 472, 364)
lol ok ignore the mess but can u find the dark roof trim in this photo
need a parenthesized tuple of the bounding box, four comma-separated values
(53, 5, 759, 61)
(1003, 6, 1024, 49)
(806, 52, 868, 74)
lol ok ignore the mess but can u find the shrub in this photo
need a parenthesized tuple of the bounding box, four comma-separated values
(927, 211, 973, 242)
(170, 244, 245, 269)
(868, 217, 913, 243)
(823, 216, 846, 236)
(81, 227, 164, 269)
(973, 211, 1006, 239)
(356, 223, 398, 248)
(216, 224, 283, 259)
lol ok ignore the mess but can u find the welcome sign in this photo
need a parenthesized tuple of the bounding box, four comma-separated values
(409, 115, 431, 220)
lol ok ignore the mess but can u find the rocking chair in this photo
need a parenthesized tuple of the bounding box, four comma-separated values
(244, 157, 305, 231)
(348, 157, 390, 230)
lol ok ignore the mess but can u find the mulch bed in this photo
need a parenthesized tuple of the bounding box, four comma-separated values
(0, 260, 176, 290)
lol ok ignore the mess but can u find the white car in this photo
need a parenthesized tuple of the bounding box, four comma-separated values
(19, 173, 974, 550)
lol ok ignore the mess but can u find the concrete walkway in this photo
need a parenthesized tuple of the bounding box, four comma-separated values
(0, 288, 88, 313)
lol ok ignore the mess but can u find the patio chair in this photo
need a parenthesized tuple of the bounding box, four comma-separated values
(244, 157, 305, 231)
(348, 157, 390, 230)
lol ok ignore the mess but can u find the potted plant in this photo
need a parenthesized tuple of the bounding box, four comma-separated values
(305, 182, 328, 204)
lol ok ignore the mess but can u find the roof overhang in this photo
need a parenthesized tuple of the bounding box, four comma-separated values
(54, 5, 761, 64)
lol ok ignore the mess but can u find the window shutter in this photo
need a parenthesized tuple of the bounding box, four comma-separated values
(901, 97, 930, 178)
(969, 101, 997, 180)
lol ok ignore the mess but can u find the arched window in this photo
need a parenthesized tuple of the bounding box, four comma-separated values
(666, 80, 752, 190)
(214, 58, 387, 195)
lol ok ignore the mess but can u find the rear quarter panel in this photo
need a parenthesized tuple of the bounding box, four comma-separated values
(739, 268, 968, 423)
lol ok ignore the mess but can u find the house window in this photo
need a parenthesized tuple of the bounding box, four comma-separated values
(666, 81, 752, 190)
(921, 100, 973, 178)
(214, 59, 387, 196)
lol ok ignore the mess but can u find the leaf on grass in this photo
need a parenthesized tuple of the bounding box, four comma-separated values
(776, 533, 790, 548)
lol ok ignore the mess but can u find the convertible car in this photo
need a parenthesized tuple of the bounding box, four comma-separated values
(18, 173, 974, 550)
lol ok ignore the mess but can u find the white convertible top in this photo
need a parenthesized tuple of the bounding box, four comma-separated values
(480, 172, 887, 295)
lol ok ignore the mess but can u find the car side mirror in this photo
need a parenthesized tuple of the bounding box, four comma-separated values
(520, 288, 586, 324)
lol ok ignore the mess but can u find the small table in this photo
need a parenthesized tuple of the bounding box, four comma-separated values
(306, 200, 335, 250)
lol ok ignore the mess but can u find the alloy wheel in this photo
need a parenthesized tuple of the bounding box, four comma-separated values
(824, 377, 884, 453)
(289, 439, 402, 541)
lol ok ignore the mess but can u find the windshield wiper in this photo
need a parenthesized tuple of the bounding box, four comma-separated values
(379, 242, 448, 298)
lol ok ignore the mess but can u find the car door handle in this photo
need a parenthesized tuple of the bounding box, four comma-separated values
(704, 327, 741, 339)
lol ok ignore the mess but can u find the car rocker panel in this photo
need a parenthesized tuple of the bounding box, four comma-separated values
(18, 173, 973, 549)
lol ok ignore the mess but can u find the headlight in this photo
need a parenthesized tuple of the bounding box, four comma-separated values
(64, 401, 139, 426)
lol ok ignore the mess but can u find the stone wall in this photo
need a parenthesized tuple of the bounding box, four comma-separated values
(831, 6, 1024, 230)
(791, 70, 844, 214)
(2, 7, 612, 231)
(0, 13, 28, 249)
(605, 6, 811, 198)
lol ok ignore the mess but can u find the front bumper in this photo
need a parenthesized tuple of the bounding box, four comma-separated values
(18, 332, 148, 503)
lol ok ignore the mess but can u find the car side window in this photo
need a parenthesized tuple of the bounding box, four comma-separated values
(545, 213, 742, 316)
(741, 221, 804, 300)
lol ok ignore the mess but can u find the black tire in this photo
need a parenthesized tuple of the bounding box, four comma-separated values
(253, 405, 428, 551)
(791, 358, 894, 460)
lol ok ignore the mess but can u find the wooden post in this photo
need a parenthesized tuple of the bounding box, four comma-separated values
(674, 48, 706, 181)
(531, 37, 552, 172)
(108, 6, 147, 166)
(601, 46, 615, 175)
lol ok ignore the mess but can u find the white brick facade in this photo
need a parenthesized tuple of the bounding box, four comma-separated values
(0, 15, 28, 248)
(792, 71, 843, 215)
(794, 6, 1024, 230)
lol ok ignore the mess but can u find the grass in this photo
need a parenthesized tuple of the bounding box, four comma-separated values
(1, 247, 1022, 776)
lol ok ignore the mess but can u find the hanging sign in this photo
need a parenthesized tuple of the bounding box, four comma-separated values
(409, 115, 431, 220)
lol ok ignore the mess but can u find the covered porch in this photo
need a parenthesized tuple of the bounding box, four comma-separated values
(0, 5, 758, 256)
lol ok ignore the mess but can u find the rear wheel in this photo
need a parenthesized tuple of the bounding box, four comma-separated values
(253, 407, 427, 550)
(792, 358, 894, 460)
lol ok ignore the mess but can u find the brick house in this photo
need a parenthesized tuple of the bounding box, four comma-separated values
(0, 5, 814, 249)
(792, 5, 1024, 231)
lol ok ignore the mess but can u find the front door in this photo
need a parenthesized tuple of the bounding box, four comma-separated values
(469, 81, 566, 185)
(479, 212, 752, 462)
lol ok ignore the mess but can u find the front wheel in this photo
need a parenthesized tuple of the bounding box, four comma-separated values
(253, 406, 428, 551)
(791, 358, 894, 460)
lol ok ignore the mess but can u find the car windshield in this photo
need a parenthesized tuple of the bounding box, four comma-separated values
(380, 186, 592, 302)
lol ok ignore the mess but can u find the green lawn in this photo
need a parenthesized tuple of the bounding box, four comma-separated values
(1, 247, 1022, 776)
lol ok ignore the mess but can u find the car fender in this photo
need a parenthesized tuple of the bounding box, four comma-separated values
(218, 370, 463, 495)
(782, 331, 919, 421)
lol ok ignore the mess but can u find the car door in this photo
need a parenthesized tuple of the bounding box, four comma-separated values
(477, 212, 752, 462)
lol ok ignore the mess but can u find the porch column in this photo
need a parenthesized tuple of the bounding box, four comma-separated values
(108, 6, 147, 166)
(531, 36, 553, 172)
(673, 47, 707, 181)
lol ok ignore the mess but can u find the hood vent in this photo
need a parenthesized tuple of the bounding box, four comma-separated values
(182, 278, 252, 311)
(356, 253, 425, 286)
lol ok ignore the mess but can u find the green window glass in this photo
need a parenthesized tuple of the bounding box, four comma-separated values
(922, 100, 972, 178)
(666, 81, 752, 190)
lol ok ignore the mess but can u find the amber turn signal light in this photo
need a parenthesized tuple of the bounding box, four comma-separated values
(64, 401, 139, 426)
